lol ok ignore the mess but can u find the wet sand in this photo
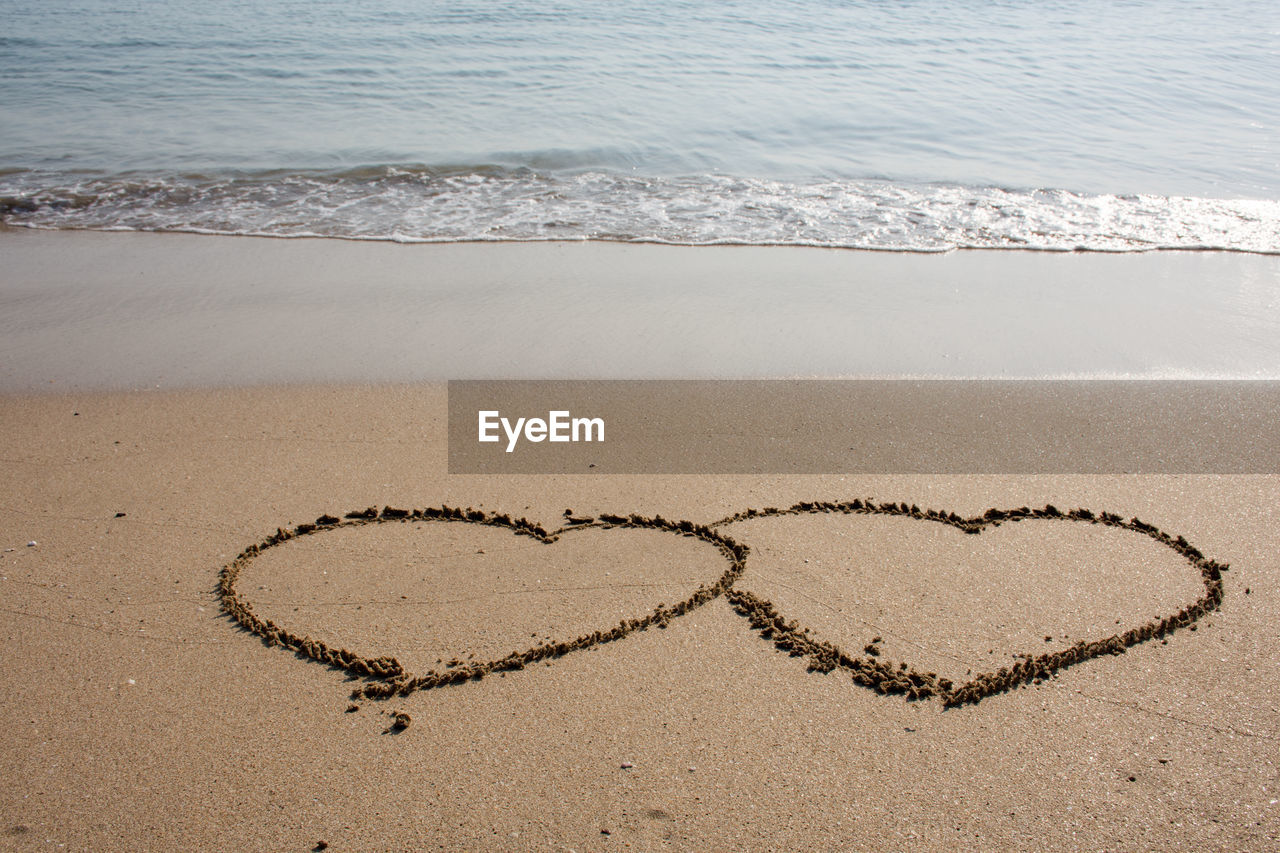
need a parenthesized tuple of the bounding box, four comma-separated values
(3, 230, 1280, 389)
(2, 232, 1279, 850)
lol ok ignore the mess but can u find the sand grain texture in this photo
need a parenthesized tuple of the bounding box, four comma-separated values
(1, 385, 1278, 850)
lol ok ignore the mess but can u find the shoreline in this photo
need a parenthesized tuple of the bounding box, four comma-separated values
(9, 221, 1280, 256)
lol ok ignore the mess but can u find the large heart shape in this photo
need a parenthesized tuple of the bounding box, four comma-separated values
(713, 501, 1226, 706)
(219, 506, 746, 699)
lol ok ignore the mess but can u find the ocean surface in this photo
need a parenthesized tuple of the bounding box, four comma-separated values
(2, 0, 1278, 252)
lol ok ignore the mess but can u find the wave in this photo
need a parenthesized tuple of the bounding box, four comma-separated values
(2, 165, 1277, 253)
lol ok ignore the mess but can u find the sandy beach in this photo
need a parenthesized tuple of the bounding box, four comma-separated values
(2, 233, 1279, 850)
(6, 0, 1280, 846)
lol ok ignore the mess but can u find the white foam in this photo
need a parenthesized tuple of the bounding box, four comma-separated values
(3, 168, 1278, 254)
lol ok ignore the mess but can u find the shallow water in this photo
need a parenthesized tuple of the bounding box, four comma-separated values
(2, 0, 1278, 250)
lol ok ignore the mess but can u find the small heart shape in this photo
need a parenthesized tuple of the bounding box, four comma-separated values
(219, 506, 746, 699)
(714, 501, 1225, 706)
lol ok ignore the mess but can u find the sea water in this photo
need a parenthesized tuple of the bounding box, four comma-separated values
(1, 0, 1278, 252)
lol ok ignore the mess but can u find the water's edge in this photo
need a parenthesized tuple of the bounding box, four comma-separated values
(3, 167, 1277, 254)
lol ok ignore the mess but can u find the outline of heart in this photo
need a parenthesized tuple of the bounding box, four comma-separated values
(711, 500, 1226, 707)
(218, 505, 747, 700)
(218, 501, 1225, 707)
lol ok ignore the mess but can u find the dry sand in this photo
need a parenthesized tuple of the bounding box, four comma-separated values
(2, 383, 1278, 851)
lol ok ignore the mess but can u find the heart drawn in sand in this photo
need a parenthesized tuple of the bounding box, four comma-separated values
(218, 506, 746, 700)
(711, 501, 1227, 707)
(220, 501, 1225, 708)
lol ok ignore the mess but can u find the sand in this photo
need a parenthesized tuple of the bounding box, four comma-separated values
(4, 230, 1280, 389)
(2, 232, 1279, 850)
(2, 384, 1277, 850)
